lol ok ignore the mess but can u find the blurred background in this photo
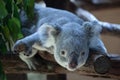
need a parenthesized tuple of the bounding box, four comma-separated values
(0, 0, 120, 80)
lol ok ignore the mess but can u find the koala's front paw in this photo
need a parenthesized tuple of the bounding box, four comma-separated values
(13, 40, 28, 53)
(19, 52, 38, 70)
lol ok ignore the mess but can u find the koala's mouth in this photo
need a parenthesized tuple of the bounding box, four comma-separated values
(68, 52, 79, 70)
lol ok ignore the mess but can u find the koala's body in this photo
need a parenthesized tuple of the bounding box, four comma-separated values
(13, 4, 120, 71)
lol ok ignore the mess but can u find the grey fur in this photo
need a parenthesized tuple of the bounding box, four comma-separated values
(13, 4, 114, 71)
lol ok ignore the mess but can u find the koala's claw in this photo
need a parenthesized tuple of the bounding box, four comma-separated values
(26, 59, 36, 70)
(19, 52, 37, 70)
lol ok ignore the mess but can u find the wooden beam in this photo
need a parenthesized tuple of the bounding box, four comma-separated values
(6, 73, 66, 80)
(0, 52, 120, 79)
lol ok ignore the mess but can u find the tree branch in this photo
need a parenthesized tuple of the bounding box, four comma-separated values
(0, 51, 120, 79)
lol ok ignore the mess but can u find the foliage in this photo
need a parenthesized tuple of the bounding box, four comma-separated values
(0, 0, 34, 53)
(0, 0, 34, 79)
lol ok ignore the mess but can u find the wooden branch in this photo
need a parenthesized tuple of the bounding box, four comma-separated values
(0, 51, 120, 79)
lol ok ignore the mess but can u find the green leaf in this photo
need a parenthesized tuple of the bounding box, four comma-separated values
(4, 0, 13, 14)
(1, 26, 11, 42)
(18, 33, 23, 39)
(13, 3, 20, 20)
(23, 0, 34, 20)
(16, 0, 22, 5)
(8, 17, 22, 41)
(0, 0, 8, 19)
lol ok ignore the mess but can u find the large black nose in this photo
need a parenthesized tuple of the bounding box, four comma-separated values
(69, 52, 78, 69)
(69, 60, 78, 69)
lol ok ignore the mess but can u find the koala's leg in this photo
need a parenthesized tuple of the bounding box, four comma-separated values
(19, 48, 38, 70)
(76, 8, 120, 37)
(13, 32, 40, 55)
(19, 42, 54, 70)
(89, 36, 108, 56)
(16, 42, 38, 70)
(76, 8, 98, 21)
(13, 32, 40, 70)
(89, 36, 112, 74)
(99, 21, 120, 37)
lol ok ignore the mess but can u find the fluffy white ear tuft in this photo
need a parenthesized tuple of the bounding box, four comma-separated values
(37, 23, 61, 47)
(38, 23, 60, 36)
(83, 21, 102, 35)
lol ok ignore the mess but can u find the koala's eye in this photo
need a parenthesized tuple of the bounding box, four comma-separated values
(61, 51, 65, 55)
(60, 50, 66, 57)
(81, 52, 85, 56)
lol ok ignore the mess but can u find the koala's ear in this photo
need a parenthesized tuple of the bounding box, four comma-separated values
(83, 21, 102, 35)
(38, 23, 61, 37)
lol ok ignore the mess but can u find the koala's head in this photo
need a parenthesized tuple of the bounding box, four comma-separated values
(53, 23, 90, 71)
(38, 21, 101, 71)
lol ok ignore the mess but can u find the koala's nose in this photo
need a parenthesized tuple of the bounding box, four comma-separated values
(69, 60, 78, 69)
(69, 52, 78, 69)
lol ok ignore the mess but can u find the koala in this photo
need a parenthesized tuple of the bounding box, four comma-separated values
(13, 3, 120, 71)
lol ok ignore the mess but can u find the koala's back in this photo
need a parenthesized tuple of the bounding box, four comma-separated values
(21, 4, 84, 35)
(35, 6, 83, 29)
(35, 5, 83, 24)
